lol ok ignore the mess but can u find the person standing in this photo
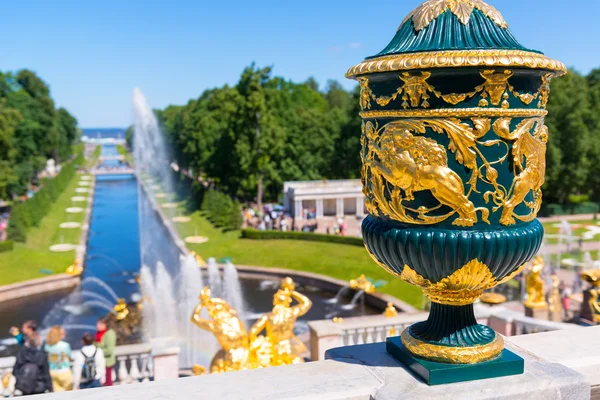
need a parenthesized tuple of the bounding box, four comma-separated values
(13, 339, 53, 395)
(10, 320, 40, 348)
(44, 326, 73, 392)
(95, 318, 116, 386)
(73, 333, 105, 390)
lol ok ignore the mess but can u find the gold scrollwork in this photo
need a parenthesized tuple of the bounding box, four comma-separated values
(358, 70, 555, 111)
(401, 0, 508, 32)
(400, 328, 504, 364)
(362, 114, 546, 226)
(346, 50, 566, 79)
(400, 260, 526, 306)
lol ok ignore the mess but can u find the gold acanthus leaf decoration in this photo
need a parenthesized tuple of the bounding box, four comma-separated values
(401, 0, 508, 32)
(400, 259, 523, 305)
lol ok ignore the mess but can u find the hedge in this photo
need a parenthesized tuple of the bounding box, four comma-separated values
(241, 229, 364, 246)
(0, 241, 14, 253)
(7, 151, 85, 242)
(201, 189, 243, 231)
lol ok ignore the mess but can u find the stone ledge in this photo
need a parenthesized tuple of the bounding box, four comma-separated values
(0, 274, 79, 303)
(326, 341, 590, 400)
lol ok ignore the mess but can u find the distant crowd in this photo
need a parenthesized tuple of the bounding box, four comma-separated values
(242, 204, 349, 235)
(8, 318, 116, 395)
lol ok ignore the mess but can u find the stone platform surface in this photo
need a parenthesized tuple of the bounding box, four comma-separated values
(326, 340, 589, 400)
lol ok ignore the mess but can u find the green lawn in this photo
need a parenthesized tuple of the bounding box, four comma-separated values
(146, 188, 424, 308)
(542, 218, 600, 244)
(0, 175, 90, 285)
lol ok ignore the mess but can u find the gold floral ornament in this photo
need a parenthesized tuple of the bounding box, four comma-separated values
(358, 70, 554, 111)
(400, 260, 526, 306)
(401, 0, 508, 32)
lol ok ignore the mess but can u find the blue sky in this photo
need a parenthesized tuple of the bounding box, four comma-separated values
(1, 0, 597, 127)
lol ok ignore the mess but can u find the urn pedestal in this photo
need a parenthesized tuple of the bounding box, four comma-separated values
(347, 0, 565, 385)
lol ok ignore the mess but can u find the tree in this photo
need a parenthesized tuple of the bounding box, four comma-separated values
(543, 69, 592, 204)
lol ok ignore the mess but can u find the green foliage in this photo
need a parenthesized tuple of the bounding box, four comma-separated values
(7, 150, 83, 242)
(201, 189, 243, 231)
(241, 229, 364, 246)
(0, 240, 14, 253)
(159, 66, 360, 203)
(0, 70, 79, 199)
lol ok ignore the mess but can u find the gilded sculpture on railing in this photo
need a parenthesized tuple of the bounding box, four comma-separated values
(249, 277, 312, 366)
(581, 270, 600, 324)
(524, 256, 547, 309)
(191, 287, 250, 373)
(191, 277, 312, 373)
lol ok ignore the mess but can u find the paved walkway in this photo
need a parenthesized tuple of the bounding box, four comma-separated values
(541, 240, 600, 255)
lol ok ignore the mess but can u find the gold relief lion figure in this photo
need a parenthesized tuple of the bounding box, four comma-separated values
(368, 124, 482, 227)
(493, 118, 547, 225)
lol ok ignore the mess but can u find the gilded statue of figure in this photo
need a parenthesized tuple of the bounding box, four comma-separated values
(589, 289, 600, 324)
(350, 274, 376, 294)
(191, 287, 250, 373)
(493, 119, 547, 225)
(66, 259, 83, 276)
(113, 298, 129, 321)
(370, 127, 479, 227)
(248, 278, 312, 366)
(524, 256, 547, 309)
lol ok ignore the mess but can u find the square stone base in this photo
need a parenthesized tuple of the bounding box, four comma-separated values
(386, 336, 524, 385)
(525, 305, 548, 320)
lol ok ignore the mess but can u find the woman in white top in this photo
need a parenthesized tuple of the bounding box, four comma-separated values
(72, 332, 106, 390)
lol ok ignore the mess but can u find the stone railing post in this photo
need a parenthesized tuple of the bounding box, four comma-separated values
(151, 338, 180, 381)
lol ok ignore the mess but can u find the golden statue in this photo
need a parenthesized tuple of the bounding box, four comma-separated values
(191, 278, 313, 373)
(349, 274, 375, 294)
(113, 299, 129, 321)
(581, 269, 600, 323)
(384, 302, 398, 318)
(524, 256, 547, 309)
(192, 364, 207, 376)
(249, 278, 312, 366)
(547, 274, 562, 316)
(191, 287, 250, 373)
(66, 259, 83, 276)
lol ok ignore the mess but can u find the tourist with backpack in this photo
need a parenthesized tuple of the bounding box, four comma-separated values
(72, 333, 105, 390)
(13, 339, 53, 395)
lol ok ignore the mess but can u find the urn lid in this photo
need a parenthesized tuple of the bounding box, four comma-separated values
(346, 0, 566, 79)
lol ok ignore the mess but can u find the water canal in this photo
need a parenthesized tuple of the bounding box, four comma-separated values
(0, 144, 381, 360)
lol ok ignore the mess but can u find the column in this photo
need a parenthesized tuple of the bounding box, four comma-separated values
(316, 198, 324, 218)
(295, 199, 303, 220)
(336, 198, 344, 218)
(356, 197, 365, 217)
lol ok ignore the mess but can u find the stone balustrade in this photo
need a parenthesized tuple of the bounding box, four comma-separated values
(0, 342, 155, 397)
(486, 307, 582, 336)
(30, 326, 600, 400)
(308, 305, 496, 361)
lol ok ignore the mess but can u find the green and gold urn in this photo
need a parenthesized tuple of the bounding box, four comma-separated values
(346, 0, 565, 383)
